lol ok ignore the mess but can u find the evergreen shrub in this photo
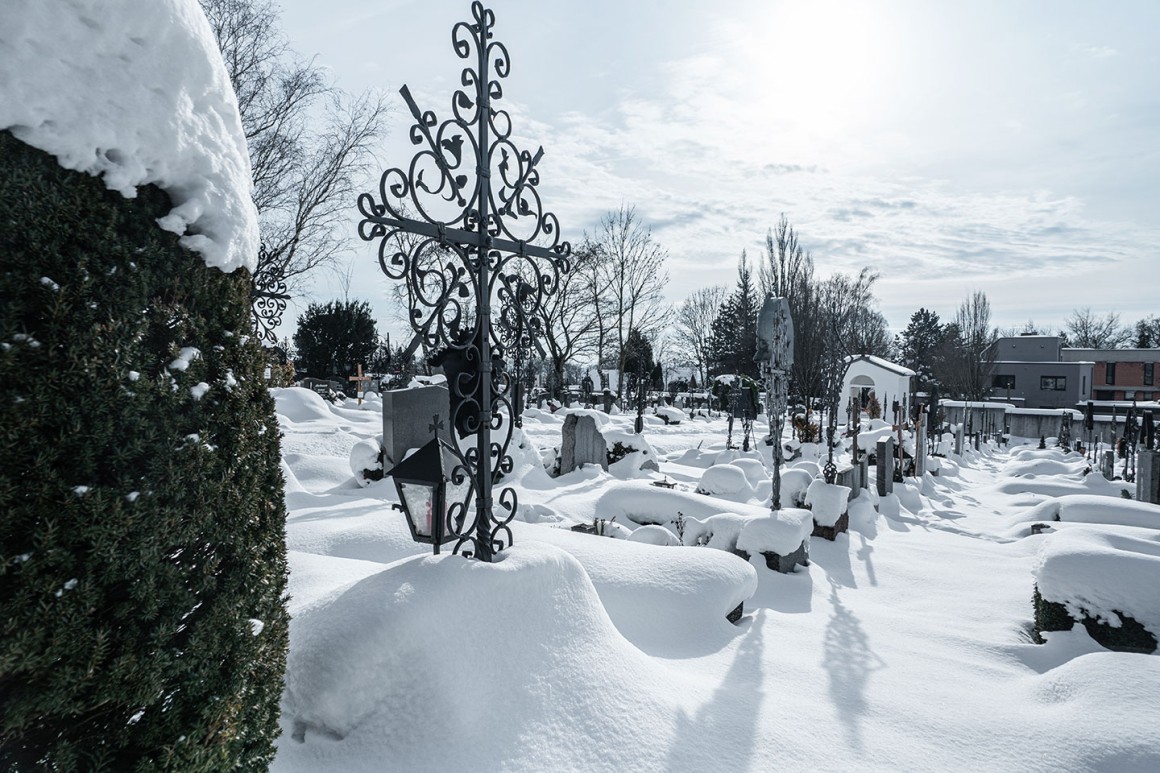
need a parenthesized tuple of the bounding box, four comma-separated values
(1032, 585, 1157, 654)
(0, 131, 289, 771)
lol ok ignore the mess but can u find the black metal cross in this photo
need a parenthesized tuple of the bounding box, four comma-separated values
(357, 2, 570, 561)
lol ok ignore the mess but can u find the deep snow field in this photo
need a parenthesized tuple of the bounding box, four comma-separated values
(270, 386, 1160, 773)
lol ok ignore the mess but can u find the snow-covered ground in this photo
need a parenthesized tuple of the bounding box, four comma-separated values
(271, 387, 1160, 772)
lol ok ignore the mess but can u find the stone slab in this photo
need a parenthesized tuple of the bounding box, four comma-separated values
(1138, 448, 1160, 505)
(876, 437, 894, 496)
(560, 413, 608, 474)
(382, 385, 451, 466)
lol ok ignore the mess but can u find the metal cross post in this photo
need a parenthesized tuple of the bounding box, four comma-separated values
(357, 2, 570, 561)
(757, 296, 794, 512)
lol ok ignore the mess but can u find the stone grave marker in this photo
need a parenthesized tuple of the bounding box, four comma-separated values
(1138, 449, 1160, 505)
(1101, 449, 1116, 480)
(954, 424, 965, 455)
(560, 413, 608, 474)
(382, 384, 451, 466)
(876, 437, 894, 496)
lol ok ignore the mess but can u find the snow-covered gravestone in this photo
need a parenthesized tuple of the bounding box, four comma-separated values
(737, 509, 813, 573)
(0, 1, 286, 766)
(806, 479, 851, 540)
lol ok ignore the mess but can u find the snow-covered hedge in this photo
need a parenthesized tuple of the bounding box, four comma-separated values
(0, 126, 287, 769)
(1032, 526, 1160, 652)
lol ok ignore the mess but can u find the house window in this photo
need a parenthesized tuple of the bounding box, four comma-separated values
(1106, 362, 1116, 384)
(1146, 363, 1154, 386)
(1040, 376, 1067, 391)
(992, 374, 1015, 390)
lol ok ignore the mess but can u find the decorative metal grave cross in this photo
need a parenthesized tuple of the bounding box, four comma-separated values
(757, 295, 794, 511)
(357, 2, 570, 561)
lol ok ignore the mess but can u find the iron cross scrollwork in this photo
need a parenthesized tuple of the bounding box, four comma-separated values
(249, 244, 291, 345)
(357, 2, 570, 561)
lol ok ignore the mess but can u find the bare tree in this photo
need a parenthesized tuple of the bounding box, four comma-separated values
(1064, 307, 1132, 349)
(759, 214, 813, 300)
(587, 206, 671, 400)
(944, 291, 997, 400)
(538, 246, 601, 397)
(201, 0, 388, 292)
(674, 285, 729, 386)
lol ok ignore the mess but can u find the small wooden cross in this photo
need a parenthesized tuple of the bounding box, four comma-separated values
(348, 363, 373, 405)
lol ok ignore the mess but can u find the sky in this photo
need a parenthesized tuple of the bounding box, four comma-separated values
(273, 0, 1160, 346)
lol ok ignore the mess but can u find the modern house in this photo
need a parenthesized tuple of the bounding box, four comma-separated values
(1060, 348, 1160, 402)
(987, 335, 1093, 409)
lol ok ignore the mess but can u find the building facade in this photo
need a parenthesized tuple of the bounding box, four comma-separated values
(988, 335, 1094, 409)
(1061, 348, 1160, 402)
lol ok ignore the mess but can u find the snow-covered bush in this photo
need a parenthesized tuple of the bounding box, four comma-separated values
(780, 468, 815, 508)
(1032, 526, 1160, 652)
(0, 127, 288, 769)
(0, 5, 286, 767)
(350, 437, 385, 486)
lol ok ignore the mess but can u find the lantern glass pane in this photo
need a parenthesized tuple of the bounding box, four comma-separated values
(400, 481, 435, 538)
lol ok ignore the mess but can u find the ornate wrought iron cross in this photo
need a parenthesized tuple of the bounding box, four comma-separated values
(357, 2, 570, 561)
(249, 245, 291, 345)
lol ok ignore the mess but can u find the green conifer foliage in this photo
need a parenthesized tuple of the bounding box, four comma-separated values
(0, 131, 289, 771)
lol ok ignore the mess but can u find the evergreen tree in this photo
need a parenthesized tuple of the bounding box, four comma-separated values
(293, 299, 380, 382)
(708, 252, 761, 378)
(896, 308, 946, 391)
(0, 131, 287, 770)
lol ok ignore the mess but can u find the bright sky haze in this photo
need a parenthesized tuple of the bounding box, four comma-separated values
(277, 0, 1160, 343)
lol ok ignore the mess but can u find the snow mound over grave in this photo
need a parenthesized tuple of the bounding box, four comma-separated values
(1012, 495, 1160, 531)
(627, 524, 680, 546)
(274, 387, 341, 424)
(603, 427, 660, 477)
(729, 458, 769, 487)
(656, 405, 685, 424)
(696, 464, 754, 501)
(682, 513, 749, 551)
(279, 542, 694, 770)
(1033, 525, 1160, 638)
(993, 470, 1132, 498)
(0, 0, 258, 271)
(594, 481, 768, 527)
(667, 447, 718, 469)
(1003, 457, 1089, 478)
(737, 508, 813, 556)
(514, 524, 756, 656)
(285, 498, 425, 568)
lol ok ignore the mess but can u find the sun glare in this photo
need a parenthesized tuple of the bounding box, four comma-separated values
(742, 1, 896, 142)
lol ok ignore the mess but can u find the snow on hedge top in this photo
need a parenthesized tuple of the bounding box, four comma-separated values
(0, 0, 258, 271)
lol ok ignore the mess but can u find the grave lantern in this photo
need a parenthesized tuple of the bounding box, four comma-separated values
(386, 437, 462, 554)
